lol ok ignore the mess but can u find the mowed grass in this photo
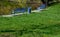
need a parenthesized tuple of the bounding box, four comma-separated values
(0, 3, 60, 37)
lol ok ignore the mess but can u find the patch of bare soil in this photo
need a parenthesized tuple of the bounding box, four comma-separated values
(0, 32, 16, 37)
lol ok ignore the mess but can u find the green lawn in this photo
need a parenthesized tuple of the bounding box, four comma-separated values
(0, 3, 60, 37)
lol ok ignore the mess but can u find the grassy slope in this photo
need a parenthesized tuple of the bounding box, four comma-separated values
(0, 3, 60, 37)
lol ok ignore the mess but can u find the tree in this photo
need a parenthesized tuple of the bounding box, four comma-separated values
(16, 0, 27, 8)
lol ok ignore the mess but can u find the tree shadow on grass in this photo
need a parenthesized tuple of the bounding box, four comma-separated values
(0, 23, 60, 37)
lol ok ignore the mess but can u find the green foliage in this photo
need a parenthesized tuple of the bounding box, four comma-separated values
(17, 0, 27, 8)
(0, 0, 20, 15)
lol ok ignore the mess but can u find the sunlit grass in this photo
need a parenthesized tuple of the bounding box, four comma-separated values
(0, 3, 60, 37)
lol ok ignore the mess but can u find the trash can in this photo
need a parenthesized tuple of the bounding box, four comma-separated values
(28, 7, 31, 14)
